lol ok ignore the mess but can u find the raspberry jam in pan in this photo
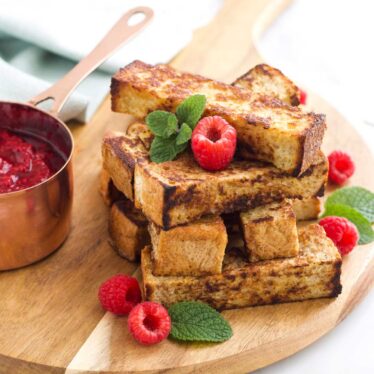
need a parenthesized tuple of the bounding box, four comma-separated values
(0, 7, 153, 270)
(0, 129, 66, 194)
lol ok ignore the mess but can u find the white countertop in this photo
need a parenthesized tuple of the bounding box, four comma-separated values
(258, 291, 374, 373)
(257, 1, 373, 372)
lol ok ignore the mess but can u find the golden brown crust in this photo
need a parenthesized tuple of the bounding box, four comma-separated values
(99, 168, 125, 206)
(102, 136, 135, 200)
(141, 224, 342, 310)
(111, 61, 326, 174)
(149, 216, 227, 276)
(240, 201, 299, 261)
(99, 168, 112, 206)
(109, 200, 149, 262)
(233, 64, 301, 106)
(224, 197, 321, 233)
(101, 124, 150, 201)
(299, 114, 327, 176)
(102, 125, 327, 229)
(135, 152, 328, 229)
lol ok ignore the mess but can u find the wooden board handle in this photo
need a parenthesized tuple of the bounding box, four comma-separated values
(172, 0, 292, 82)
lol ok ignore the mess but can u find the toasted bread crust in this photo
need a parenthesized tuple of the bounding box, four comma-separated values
(149, 216, 227, 276)
(135, 152, 328, 229)
(99, 168, 112, 206)
(102, 135, 136, 200)
(101, 126, 150, 201)
(141, 225, 342, 310)
(234, 97, 326, 176)
(102, 124, 327, 229)
(240, 201, 299, 261)
(223, 197, 321, 234)
(299, 113, 327, 175)
(99, 168, 124, 206)
(109, 200, 150, 261)
(111, 61, 326, 174)
(233, 64, 301, 106)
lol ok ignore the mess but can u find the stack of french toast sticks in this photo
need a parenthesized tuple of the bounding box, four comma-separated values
(100, 61, 342, 310)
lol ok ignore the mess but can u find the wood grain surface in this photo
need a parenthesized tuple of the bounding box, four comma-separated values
(0, 0, 373, 373)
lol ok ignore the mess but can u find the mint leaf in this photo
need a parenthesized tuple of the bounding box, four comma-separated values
(146, 111, 178, 138)
(168, 301, 232, 343)
(150, 135, 187, 163)
(325, 187, 374, 223)
(176, 95, 206, 129)
(175, 141, 188, 154)
(146, 94, 206, 162)
(150, 136, 178, 163)
(176, 123, 192, 145)
(322, 203, 374, 244)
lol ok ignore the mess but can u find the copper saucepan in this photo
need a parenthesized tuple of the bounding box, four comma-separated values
(0, 7, 154, 270)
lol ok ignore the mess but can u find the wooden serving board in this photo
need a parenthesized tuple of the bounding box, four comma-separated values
(1, 0, 373, 373)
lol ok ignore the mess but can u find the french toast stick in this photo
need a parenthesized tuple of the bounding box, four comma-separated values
(141, 224, 342, 310)
(111, 61, 325, 175)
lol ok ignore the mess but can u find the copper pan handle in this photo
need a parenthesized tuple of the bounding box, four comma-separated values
(29, 6, 153, 116)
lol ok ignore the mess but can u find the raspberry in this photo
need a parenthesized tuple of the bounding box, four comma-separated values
(328, 150, 355, 185)
(98, 274, 141, 315)
(128, 302, 171, 345)
(191, 116, 237, 171)
(319, 216, 359, 255)
(299, 89, 307, 105)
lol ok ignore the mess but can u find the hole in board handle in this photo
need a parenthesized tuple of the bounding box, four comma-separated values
(127, 11, 146, 27)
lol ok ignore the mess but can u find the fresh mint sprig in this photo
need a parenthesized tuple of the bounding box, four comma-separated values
(146, 111, 178, 138)
(324, 187, 374, 223)
(168, 301, 233, 343)
(322, 186, 374, 244)
(145, 94, 206, 163)
(175, 94, 207, 129)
